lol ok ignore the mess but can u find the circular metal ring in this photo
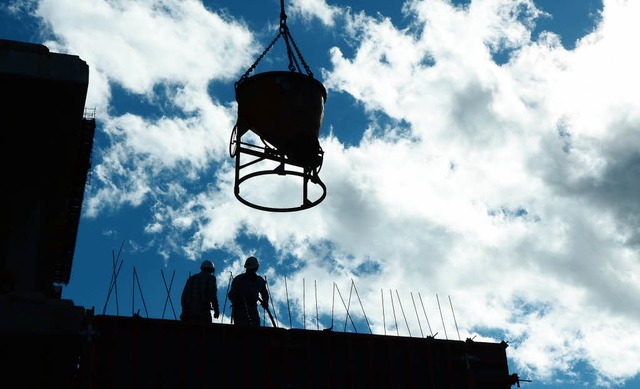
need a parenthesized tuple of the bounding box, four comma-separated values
(234, 168, 327, 212)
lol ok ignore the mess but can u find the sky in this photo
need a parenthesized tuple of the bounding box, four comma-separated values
(2, 0, 639, 387)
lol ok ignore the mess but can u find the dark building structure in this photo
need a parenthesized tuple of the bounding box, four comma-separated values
(0, 39, 520, 388)
(1, 39, 94, 387)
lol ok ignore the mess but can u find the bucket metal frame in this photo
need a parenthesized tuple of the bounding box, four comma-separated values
(229, 125, 326, 212)
(229, 0, 327, 212)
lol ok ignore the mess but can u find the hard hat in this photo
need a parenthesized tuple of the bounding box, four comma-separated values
(244, 256, 259, 270)
(201, 260, 215, 272)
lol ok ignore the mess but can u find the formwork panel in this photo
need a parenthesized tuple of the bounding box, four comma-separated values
(77, 315, 513, 389)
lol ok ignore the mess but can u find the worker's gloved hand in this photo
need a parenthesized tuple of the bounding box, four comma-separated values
(213, 310, 220, 319)
(261, 301, 269, 310)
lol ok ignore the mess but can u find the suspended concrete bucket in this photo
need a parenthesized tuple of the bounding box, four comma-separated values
(230, 71, 327, 212)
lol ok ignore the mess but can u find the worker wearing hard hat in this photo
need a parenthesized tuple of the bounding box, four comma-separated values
(180, 259, 220, 323)
(228, 256, 269, 326)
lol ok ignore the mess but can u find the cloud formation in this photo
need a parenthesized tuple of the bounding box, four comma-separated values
(13, 0, 639, 386)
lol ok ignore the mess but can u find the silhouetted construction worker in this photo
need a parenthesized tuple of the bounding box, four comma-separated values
(180, 260, 220, 323)
(228, 256, 269, 326)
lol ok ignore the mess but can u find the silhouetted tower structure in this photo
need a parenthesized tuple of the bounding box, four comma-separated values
(0, 39, 94, 386)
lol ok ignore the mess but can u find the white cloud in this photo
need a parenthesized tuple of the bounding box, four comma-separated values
(290, 0, 342, 27)
(318, 0, 640, 383)
(24, 0, 640, 386)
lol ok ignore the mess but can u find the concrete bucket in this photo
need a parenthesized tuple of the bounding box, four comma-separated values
(234, 71, 327, 169)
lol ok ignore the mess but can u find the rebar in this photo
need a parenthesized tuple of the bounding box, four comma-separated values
(411, 292, 424, 338)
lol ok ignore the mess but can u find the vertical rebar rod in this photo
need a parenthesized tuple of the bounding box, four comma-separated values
(168, 270, 176, 319)
(103, 259, 120, 315)
(352, 279, 372, 334)
(449, 295, 461, 341)
(436, 293, 448, 340)
(411, 292, 424, 337)
(418, 292, 434, 336)
(131, 265, 135, 317)
(133, 267, 149, 318)
(285, 276, 292, 328)
(114, 242, 124, 315)
(103, 243, 125, 315)
(265, 275, 279, 325)
(381, 289, 386, 336)
(161, 270, 176, 320)
(161, 270, 168, 318)
(315, 280, 319, 330)
(222, 272, 233, 323)
(396, 290, 411, 337)
(335, 283, 357, 333)
(303, 278, 306, 330)
(330, 282, 335, 329)
(390, 289, 399, 336)
(343, 281, 354, 332)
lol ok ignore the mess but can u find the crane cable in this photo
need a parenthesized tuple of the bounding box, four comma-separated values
(235, 0, 313, 91)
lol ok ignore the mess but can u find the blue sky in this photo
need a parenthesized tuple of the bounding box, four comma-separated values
(2, 0, 640, 388)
